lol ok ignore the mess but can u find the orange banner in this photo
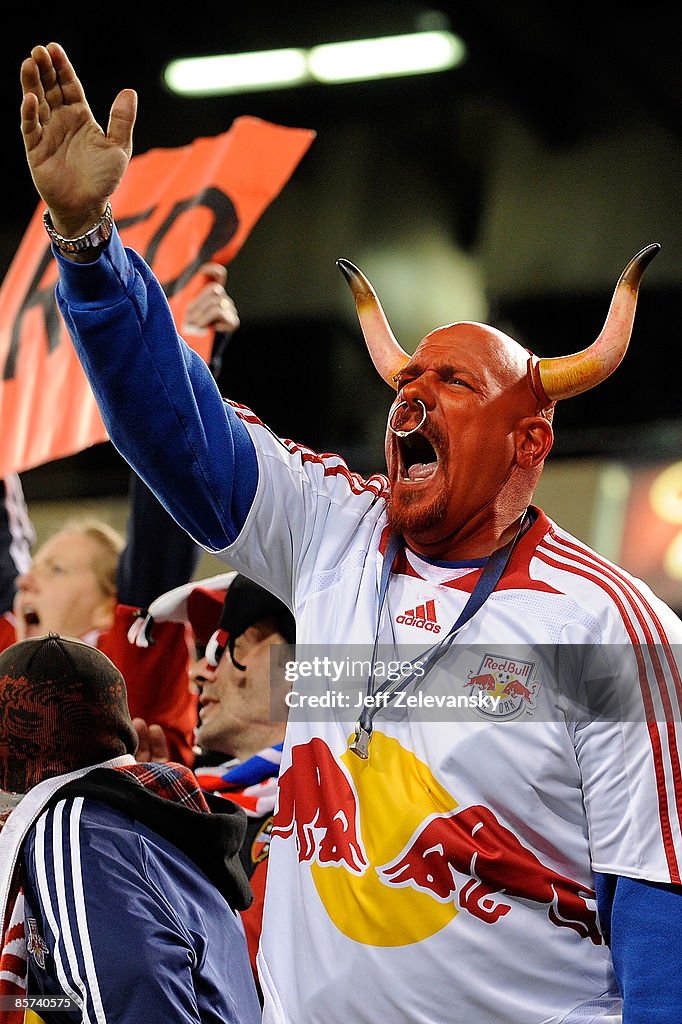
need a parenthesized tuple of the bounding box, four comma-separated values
(0, 117, 315, 478)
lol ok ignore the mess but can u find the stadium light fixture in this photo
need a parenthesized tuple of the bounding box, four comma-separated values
(163, 30, 466, 97)
(308, 31, 465, 84)
(164, 48, 309, 97)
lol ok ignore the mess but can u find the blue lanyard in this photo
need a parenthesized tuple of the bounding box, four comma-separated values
(349, 512, 528, 758)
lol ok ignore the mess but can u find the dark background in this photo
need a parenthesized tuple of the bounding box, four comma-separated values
(2, 4, 682, 498)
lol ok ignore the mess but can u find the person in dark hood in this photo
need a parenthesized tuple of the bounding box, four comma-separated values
(0, 633, 260, 1024)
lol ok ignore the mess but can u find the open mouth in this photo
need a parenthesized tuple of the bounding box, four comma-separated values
(198, 695, 219, 718)
(399, 432, 438, 482)
(23, 606, 40, 628)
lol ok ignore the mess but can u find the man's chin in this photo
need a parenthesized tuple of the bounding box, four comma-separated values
(386, 487, 448, 536)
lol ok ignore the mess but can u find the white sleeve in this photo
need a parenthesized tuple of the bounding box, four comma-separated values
(567, 577, 682, 884)
(220, 413, 389, 611)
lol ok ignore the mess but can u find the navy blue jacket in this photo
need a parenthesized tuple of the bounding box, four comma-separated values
(20, 776, 261, 1024)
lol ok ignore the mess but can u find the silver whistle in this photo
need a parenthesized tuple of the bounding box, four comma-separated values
(349, 721, 372, 759)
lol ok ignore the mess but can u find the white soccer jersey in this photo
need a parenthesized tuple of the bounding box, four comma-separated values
(220, 406, 682, 1024)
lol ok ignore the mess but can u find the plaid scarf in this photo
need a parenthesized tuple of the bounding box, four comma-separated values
(0, 760, 208, 1023)
(195, 743, 282, 817)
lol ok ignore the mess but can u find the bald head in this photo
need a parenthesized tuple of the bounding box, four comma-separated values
(412, 321, 551, 418)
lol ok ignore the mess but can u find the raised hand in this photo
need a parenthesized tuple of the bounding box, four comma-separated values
(133, 717, 171, 764)
(20, 42, 137, 238)
(184, 264, 241, 337)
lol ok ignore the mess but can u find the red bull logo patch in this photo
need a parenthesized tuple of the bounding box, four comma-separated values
(272, 734, 601, 948)
(464, 652, 539, 719)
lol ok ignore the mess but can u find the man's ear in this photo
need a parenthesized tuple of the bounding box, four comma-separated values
(514, 416, 554, 469)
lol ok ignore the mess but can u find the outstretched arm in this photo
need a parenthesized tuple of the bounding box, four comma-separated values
(110, 274, 245, 767)
(117, 267, 241, 604)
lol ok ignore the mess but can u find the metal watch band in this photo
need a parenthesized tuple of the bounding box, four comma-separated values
(43, 201, 114, 256)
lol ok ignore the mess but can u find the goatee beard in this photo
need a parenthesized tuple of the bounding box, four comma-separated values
(386, 486, 449, 536)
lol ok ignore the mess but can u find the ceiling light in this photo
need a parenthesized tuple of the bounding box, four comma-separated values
(163, 30, 465, 97)
(308, 31, 465, 84)
(164, 48, 309, 97)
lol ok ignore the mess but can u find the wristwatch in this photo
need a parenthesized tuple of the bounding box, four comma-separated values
(43, 201, 114, 256)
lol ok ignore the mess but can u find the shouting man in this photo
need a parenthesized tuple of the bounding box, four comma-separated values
(19, 41, 682, 1024)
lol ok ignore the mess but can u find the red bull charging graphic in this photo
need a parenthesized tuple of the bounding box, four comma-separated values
(272, 734, 601, 947)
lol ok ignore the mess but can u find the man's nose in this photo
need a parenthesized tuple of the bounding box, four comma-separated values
(400, 372, 436, 409)
(16, 568, 35, 591)
(189, 655, 217, 689)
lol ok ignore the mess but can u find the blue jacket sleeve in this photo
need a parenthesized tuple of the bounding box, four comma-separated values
(595, 871, 682, 1021)
(117, 319, 246, 605)
(53, 230, 257, 551)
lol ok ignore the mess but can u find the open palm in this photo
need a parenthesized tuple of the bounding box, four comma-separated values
(20, 42, 136, 236)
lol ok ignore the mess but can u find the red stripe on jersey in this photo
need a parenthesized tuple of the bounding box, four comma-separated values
(229, 401, 389, 497)
(228, 400, 264, 426)
(547, 532, 682, 841)
(538, 533, 682, 881)
(286, 442, 389, 498)
(544, 532, 682, 729)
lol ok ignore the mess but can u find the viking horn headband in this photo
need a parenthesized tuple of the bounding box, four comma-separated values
(337, 243, 660, 401)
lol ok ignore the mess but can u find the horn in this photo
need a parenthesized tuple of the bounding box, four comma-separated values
(337, 259, 409, 389)
(531, 243, 660, 403)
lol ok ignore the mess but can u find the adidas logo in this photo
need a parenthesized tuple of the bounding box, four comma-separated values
(396, 599, 441, 633)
